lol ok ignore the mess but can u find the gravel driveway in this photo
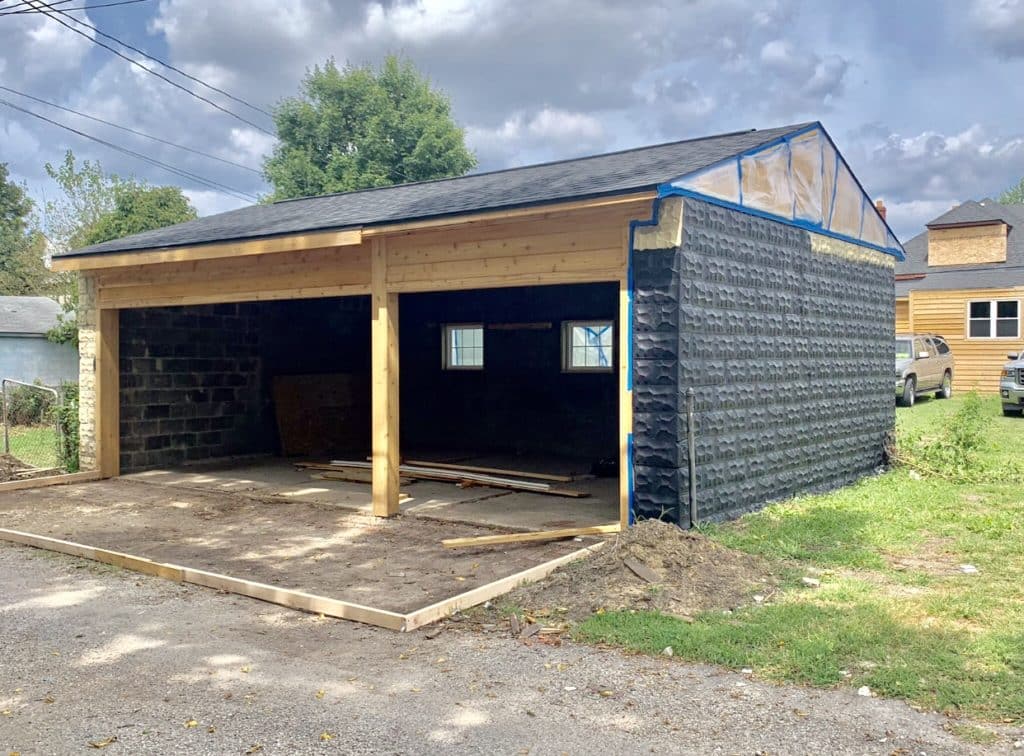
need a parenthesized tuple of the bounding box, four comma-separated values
(0, 542, 1007, 755)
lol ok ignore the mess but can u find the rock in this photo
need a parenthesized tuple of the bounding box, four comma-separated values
(857, 686, 872, 697)
(959, 564, 979, 574)
(753, 594, 765, 603)
(741, 668, 753, 675)
(801, 577, 821, 588)
(661, 646, 673, 657)
(624, 557, 662, 584)
(509, 614, 521, 636)
(909, 470, 923, 480)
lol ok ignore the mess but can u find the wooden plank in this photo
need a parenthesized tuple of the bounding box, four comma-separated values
(97, 308, 119, 478)
(403, 459, 573, 483)
(328, 460, 589, 497)
(50, 228, 363, 272)
(618, 272, 632, 528)
(371, 237, 401, 517)
(388, 269, 626, 294)
(402, 541, 606, 631)
(386, 247, 625, 286)
(0, 528, 408, 631)
(0, 470, 101, 494)
(99, 284, 372, 310)
(442, 523, 620, 549)
(364, 192, 655, 238)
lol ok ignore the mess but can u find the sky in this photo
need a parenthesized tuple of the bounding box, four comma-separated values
(2, 0, 1024, 243)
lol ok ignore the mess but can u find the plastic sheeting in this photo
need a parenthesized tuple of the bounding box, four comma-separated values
(663, 124, 903, 258)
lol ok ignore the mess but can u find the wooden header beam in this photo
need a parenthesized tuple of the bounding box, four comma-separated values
(50, 228, 364, 272)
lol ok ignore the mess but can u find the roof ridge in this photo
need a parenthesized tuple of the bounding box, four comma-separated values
(272, 122, 815, 205)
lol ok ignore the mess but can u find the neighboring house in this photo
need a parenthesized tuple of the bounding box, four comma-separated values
(51, 121, 900, 527)
(896, 199, 1024, 392)
(0, 296, 78, 387)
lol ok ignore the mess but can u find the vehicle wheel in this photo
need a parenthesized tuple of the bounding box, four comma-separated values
(898, 377, 915, 407)
(1003, 406, 1023, 417)
(935, 371, 952, 399)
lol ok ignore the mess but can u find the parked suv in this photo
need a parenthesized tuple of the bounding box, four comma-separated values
(895, 334, 954, 407)
(1000, 351, 1024, 416)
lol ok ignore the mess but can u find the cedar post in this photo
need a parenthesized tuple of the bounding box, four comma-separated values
(371, 238, 400, 516)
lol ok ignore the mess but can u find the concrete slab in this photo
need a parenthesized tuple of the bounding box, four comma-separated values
(123, 457, 618, 531)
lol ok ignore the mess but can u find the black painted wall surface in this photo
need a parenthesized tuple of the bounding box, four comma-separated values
(632, 199, 894, 523)
(119, 304, 270, 471)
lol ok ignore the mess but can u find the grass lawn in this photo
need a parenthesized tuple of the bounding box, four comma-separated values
(8, 425, 59, 470)
(578, 394, 1024, 722)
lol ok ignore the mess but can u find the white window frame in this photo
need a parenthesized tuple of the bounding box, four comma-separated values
(966, 299, 1021, 340)
(561, 320, 614, 373)
(442, 323, 484, 370)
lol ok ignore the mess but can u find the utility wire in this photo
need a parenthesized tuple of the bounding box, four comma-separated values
(0, 84, 263, 174)
(0, 0, 151, 15)
(24, 0, 276, 135)
(27, 0, 272, 120)
(0, 97, 259, 202)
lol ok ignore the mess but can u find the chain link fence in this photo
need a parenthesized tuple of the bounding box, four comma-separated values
(1, 379, 64, 479)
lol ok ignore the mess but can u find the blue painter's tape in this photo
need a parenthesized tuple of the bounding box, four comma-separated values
(627, 432, 635, 526)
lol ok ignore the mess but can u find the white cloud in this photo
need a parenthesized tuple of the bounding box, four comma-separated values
(467, 107, 609, 169)
(969, 0, 1024, 58)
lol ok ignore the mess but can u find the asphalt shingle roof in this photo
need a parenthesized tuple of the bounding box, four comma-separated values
(58, 122, 815, 258)
(895, 199, 1024, 295)
(0, 296, 62, 336)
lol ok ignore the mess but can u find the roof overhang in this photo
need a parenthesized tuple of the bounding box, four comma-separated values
(926, 219, 1011, 232)
(49, 191, 657, 272)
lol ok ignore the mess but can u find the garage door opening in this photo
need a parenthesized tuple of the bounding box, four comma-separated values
(117, 282, 620, 530)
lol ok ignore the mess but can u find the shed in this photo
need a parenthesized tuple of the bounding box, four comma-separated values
(0, 296, 78, 387)
(51, 121, 901, 527)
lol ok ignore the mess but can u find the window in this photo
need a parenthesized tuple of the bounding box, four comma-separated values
(931, 337, 951, 355)
(562, 321, 614, 372)
(968, 299, 1020, 339)
(443, 324, 484, 369)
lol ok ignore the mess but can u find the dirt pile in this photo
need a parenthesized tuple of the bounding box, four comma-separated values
(505, 519, 779, 622)
(0, 453, 31, 483)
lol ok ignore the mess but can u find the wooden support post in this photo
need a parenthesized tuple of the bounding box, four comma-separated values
(618, 272, 632, 529)
(96, 308, 120, 478)
(371, 238, 400, 517)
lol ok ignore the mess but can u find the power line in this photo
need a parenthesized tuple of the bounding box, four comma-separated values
(0, 0, 151, 15)
(27, 0, 273, 120)
(23, 0, 276, 135)
(0, 84, 263, 174)
(0, 97, 259, 202)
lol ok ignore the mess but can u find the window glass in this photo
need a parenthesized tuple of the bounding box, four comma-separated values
(933, 338, 950, 355)
(997, 300, 1018, 319)
(444, 325, 484, 369)
(894, 338, 912, 360)
(968, 299, 1020, 338)
(969, 319, 991, 338)
(563, 321, 613, 371)
(970, 301, 991, 319)
(923, 340, 938, 358)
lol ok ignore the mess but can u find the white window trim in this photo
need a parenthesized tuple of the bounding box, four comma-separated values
(561, 320, 615, 373)
(965, 299, 1021, 340)
(442, 323, 484, 370)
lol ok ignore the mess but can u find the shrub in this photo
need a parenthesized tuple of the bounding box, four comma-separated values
(895, 392, 1017, 482)
(3, 382, 55, 426)
(54, 382, 80, 473)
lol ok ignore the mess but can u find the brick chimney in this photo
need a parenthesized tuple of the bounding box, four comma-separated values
(875, 199, 887, 220)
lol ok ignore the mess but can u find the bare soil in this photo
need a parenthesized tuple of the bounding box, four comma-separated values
(491, 519, 780, 622)
(0, 452, 32, 482)
(0, 478, 591, 614)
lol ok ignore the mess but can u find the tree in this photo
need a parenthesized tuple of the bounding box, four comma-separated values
(0, 163, 49, 296)
(82, 185, 196, 246)
(1000, 178, 1024, 204)
(41, 151, 197, 345)
(264, 55, 476, 200)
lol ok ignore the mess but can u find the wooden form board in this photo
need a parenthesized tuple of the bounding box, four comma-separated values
(0, 527, 604, 632)
(442, 523, 620, 549)
(0, 470, 101, 493)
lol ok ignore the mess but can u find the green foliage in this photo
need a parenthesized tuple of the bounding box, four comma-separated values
(1000, 177, 1024, 205)
(40, 151, 196, 345)
(82, 184, 196, 247)
(895, 392, 1019, 482)
(54, 382, 79, 472)
(264, 55, 476, 200)
(577, 395, 1024, 722)
(4, 382, 54, 426)
(0, 162, 50, 296)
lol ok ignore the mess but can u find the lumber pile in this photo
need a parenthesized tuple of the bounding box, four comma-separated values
(294, 459, 589, 498)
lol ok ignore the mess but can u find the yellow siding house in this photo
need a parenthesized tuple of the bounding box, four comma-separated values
(896, 199, 1024, 393)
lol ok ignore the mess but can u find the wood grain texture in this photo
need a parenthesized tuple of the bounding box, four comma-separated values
(442, 524, 620, 549)
(0, 470, 101, 493)
(371, 238, 401, 517)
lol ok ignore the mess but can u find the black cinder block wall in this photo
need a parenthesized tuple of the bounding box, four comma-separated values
(119, 304, 270, 471)
(632, 199, 895, 524)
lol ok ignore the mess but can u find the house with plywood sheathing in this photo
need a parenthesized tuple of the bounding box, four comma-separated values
(896, 199, 1024, 393)
(50, 121, 901, 528)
